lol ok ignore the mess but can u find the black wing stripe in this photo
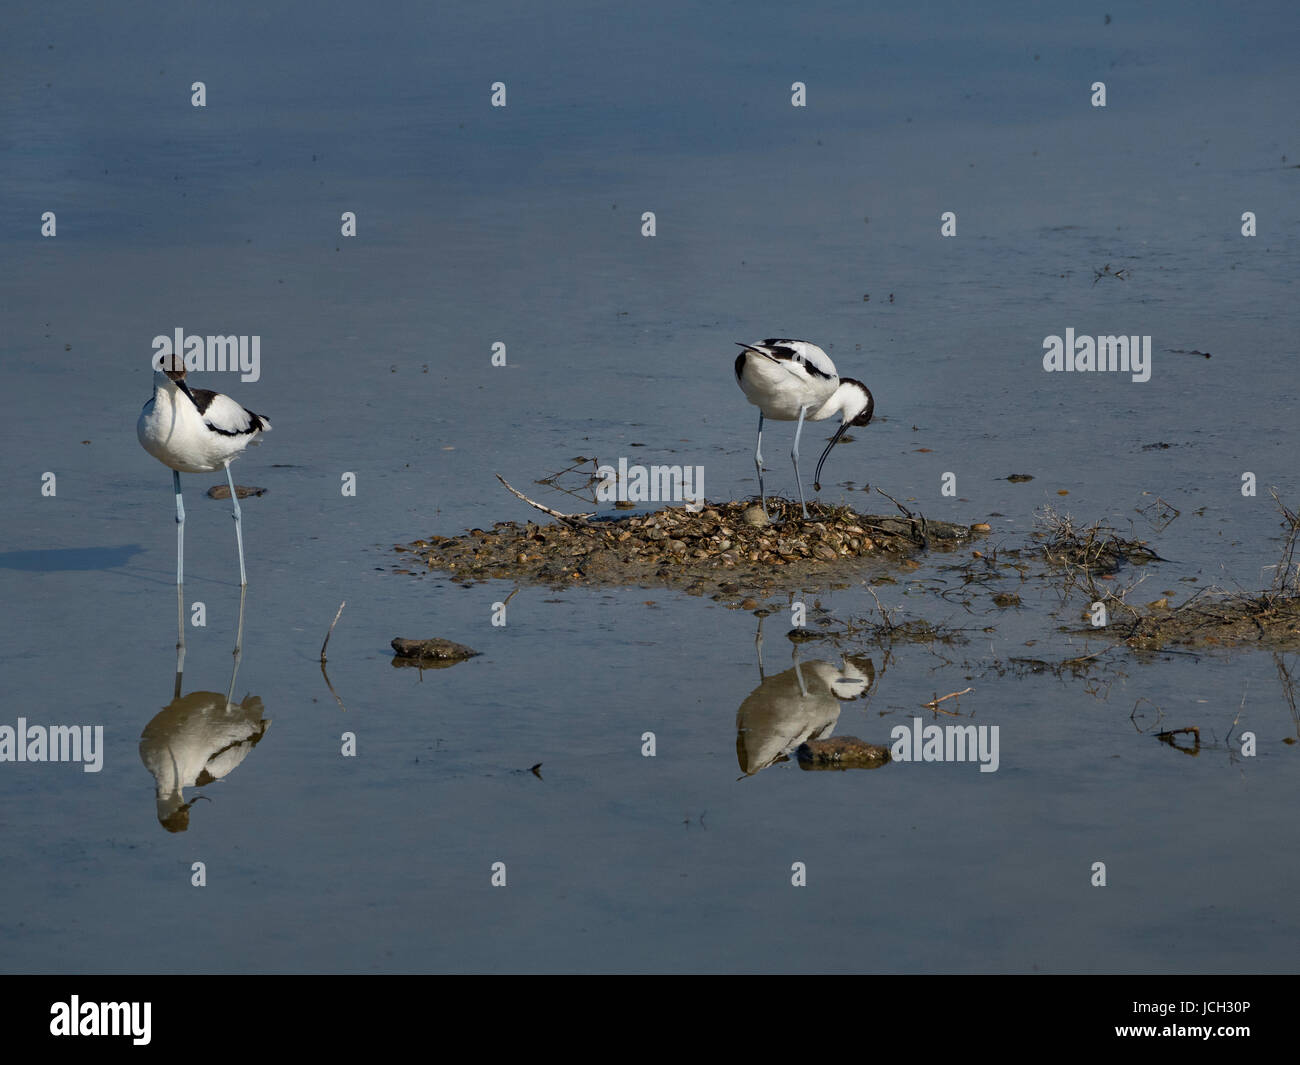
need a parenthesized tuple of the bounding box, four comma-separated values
(762, 340, 835, 379)
(187, 388, 221, 415)
(203, 417, 266, 438)
(736, 340, 835, 380)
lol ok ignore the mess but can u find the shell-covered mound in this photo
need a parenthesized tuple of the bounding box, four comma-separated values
(395, 499, 983, 592)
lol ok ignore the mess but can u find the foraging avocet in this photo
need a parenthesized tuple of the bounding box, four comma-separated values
(138, 354, 271, 589)
(734, 339, 874, 519)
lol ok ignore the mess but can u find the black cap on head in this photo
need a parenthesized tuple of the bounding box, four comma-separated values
(152, 351, 187, 378)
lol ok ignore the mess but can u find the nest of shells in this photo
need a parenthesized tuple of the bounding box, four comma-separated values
(396, 499, 982, 595)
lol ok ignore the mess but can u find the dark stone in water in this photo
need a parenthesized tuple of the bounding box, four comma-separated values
(208, 484, 266, 499)
(391, 637, 481, 662)
(797, 736, 891, 770)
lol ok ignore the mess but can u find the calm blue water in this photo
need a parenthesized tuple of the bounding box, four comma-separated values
(1, 0, 1297, 972)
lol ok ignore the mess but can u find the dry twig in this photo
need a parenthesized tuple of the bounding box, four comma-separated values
(321, 601, 346, 663)
(923, 687, 973, 713)
(497, 474, 594, 527)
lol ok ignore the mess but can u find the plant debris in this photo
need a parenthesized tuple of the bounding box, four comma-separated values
(1088, 492, 1300, 651)
(1036, 506, 1162, 576)
(1111, 592, 1300, 652)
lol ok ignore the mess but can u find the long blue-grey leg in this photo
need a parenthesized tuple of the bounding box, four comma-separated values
(174, 470, 185, 585)
(225, 462, 247, 586)
(228, 585, 247, 697)
(792, 405, 809, 519)
(174, 470, 186, 650)
(173, 640, 185, 699)
(754, 410, 768, 517)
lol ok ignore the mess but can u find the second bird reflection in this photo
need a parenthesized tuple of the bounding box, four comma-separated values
(736, 617, 878, 776)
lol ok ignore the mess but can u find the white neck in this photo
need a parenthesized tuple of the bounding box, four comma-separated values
(820, 381, 870, 423)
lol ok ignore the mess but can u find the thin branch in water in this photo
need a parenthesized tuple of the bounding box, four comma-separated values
(874, 486, 929, 548)
(1129, 696, 1164, 733)
(922, 687, 973, 714)
(865, 583, 897, 635)
(1267, 488, 1300, 596)
(536, 457, 602, 504)
(321, 601, 346, 663)
(1226, 680, 1248, 747)
(875, 486, 915, 519)
(1156, 725, 1200, 741)
(320, 662, 349, 712)
(1275, 653, 1300, 739)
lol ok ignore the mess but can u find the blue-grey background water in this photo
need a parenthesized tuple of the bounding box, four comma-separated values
(1, 1, 1297, 972)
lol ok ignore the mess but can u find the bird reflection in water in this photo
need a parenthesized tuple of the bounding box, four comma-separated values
(736, 615, 876, 776)
(138, 588, 270, 831)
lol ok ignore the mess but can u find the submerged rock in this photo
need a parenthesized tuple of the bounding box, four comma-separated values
(391, 637, 480, 663)
(207, 484, 266, 499)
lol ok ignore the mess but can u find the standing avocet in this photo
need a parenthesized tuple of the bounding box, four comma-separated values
(138, 353, 271, 591)
(734, 339, 874, 519)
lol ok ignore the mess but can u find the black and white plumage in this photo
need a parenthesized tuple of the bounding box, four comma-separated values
(734, 339, 874, 519)
(138, 354, 271, 597)
(138, 357, 270, 475)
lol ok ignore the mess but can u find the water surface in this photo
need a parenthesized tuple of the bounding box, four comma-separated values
(1, 0, 1297, 972)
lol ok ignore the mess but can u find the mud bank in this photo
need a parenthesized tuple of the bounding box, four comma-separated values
(1105, 593, 1300, 652)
